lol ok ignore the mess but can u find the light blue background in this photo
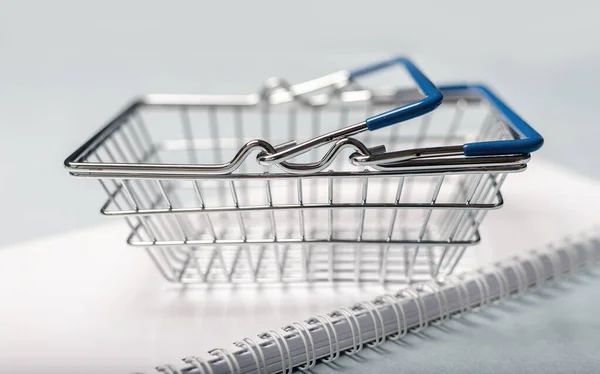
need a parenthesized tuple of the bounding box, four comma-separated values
(0, 0, 598, 247)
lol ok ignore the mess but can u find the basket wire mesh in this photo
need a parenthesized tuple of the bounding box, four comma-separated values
(65, 58, 538, 284)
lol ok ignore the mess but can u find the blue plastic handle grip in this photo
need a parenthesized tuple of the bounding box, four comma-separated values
(349, 57, 443, 131)
(438, 84, 544, 156)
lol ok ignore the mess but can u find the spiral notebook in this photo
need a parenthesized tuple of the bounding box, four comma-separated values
(139, 160, 600, 374)
(152, 233, 600, 374)
(1, 160, 599, 374)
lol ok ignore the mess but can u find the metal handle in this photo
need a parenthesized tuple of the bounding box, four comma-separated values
(258, 57, 442, 166)
(440, 84, 544, 156)
(350, 57, 443, 131)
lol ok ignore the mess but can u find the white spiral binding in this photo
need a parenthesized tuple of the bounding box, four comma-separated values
(258, 330, 292, 374)
(282, 322, 316, 371)
(511, 256, 529, 293)
(309, 314, 340, 363)
(355, 301, 386, 347)
(488, 263, 510, 301)
(527, 250, 546, 289)
(577, 240, 590, 269)
(545, 244, 563, 282)
(335, 308, 363, 355)
(418, 282, 449, 323)
(183, 356, 214, 374)
(374, 294, 408, 339)
(208, 349, 240, 374)
(396, 288, 427, 331)
(563, 243, 576, 275)
(233, 338, 265, 374)
(150, 236, 600, 374)
(477, 269, 492, 306)
(468, 272, 487, 311)
(444, 274, 470, 315)
(551, 247, 563, 278)
(155, 364, 181, 374)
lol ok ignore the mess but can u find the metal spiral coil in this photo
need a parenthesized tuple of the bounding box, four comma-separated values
(148, 235, 600, 374)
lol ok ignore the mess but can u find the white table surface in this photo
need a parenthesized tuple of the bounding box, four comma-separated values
(0, 159, 598, 373)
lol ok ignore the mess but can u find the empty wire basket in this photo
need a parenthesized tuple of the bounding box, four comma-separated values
(64, 57, 543, 284)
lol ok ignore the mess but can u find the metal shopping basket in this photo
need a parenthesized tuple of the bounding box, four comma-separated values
(64, 57, 543, 284)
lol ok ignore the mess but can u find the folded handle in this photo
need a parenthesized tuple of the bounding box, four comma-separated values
(439, 84, 544, 156)
(350, 57, 443, 131)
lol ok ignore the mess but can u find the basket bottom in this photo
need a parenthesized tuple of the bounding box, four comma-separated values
(143, 243, 475, 284)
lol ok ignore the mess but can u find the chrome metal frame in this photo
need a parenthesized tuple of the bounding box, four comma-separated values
(65, 72, 529, 284)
